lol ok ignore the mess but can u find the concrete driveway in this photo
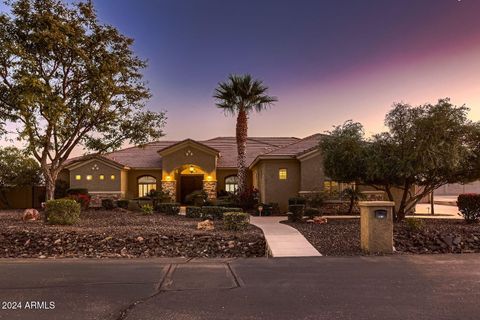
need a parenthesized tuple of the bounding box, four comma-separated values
(1, 255, 480, 320)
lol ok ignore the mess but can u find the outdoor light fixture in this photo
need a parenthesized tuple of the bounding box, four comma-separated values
(166, 175, 171, 181)
(207, 175, 212, 181)
(189, 165, 195, 173)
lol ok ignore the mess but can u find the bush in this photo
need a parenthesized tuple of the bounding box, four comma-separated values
(405, 218, 425, 231)
(127, 201, 141, 211)
(304, 208, 320, 218)
(457, 194, 480, 223)
(44, 199, 81, 225)
(224, 212, 249, 231)
(185, 190, 208, 206)
(101, 198, 115, 210)
(289, 197, 306, 205)
(186, 206, 202, 218)
(155, 203, 180, 215)
(303, 193, 324, 209)
(200, 206, 243, 220)
(117, 199, 129, 209)
(67, 193, 91, 210)
(141, 204, 154, 215)
(288, 204, 305, 222)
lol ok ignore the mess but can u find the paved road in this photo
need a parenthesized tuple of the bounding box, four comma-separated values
(1, 255, 480, 320)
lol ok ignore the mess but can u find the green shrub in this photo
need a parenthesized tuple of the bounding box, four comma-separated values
(303, 193, 324, 209)
(186, 206, 202, 218)
(185, 190, 208, 206)
(288, 204, 305, 222)
(141, 204, 154, 215)
(304, 208, 320, 218)
(224, 212, 249, 231)
(45, 199, 81, 225)
(405, 218, 424, 231)
(67, 193, 91, 210)
(288, 197, 306, 205)
(117, 199, 129, 209)
(127, 201, 141, 211)
(155, 203, 180, 215)
(201, 206, 225, 220)
(457, 194, 480, 223)
(101, 198, 115, 210)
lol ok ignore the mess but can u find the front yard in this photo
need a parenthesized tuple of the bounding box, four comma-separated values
(0, 209, 266, 258)
(285, 218, 480, 256)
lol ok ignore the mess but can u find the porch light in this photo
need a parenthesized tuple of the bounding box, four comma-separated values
(207, 175, 212, 181)
(166, 175, 171, 181)
(189, 165, 195, 173)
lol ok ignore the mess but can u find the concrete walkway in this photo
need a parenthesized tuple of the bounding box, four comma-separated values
(250, 216, 321, 257)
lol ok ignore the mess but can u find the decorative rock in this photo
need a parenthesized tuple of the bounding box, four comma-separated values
(197, 219, 215, 231)
(23, 209, 40, 221)
(453, 236, 462, 246)
(313, 216, 328, 224)
(54, 239, 61, 245)
(136, 236, 144, 242)
(228, 240, 235, 248)
(306, 219, 315, 223)
(38, 255, 46, 259)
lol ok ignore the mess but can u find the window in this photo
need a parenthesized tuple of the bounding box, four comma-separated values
(99, 175, 105, 180)
(86, 175, 93, 181)
(138, 176, 157, 197)
(110, 174, 116, 180)
(279, 169, 287, 180)
(225, 175, 238, 193)
(75, 175, 81, 180)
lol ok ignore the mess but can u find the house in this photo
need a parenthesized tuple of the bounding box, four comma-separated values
(60, 134, 352, 211)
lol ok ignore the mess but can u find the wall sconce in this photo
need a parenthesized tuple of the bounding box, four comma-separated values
(166, 175, 171, 181)
(207, 175, 212, 181)
(189, 165, 195, 173)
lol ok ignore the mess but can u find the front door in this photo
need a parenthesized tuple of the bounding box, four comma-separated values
(180, 175, 203, 203)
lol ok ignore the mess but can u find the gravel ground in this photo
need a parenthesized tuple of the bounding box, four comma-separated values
(285, 218, 480, 256)
(0, 209, 266, 258)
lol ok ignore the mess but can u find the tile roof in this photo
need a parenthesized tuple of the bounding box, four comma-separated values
(63, 135, 322, 169)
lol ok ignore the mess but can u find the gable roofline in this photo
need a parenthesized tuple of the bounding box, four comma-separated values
(157, 139, 220, 156)
(64, 155, 129, 170)
(249, 154, 297, 169)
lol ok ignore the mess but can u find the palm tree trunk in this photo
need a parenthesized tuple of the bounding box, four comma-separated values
(236, 109, 248, 196)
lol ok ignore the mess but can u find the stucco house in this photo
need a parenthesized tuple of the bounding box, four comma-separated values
(60, 134, 351, 211)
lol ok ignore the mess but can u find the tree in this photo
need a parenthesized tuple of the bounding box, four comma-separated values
(0, 0, 166, 200)
(0, 147, 41, 207)
(213, 74, 277, 196)
(321, 98, 480, 221)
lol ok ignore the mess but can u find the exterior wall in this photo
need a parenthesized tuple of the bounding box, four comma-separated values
(69, 160, 122, 193)
(126, 169, 162, 199)
(57, 169, 70, 185)
(257, 159, 301, 212)
(161, 146, 216, 180)
(216, 169, 238, 192)
(433, 181, 480, 196)
(299, 151, 325, 191)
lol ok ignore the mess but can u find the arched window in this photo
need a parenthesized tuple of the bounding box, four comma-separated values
(138, 176, 157, 197)
(225, 175, 238, 193)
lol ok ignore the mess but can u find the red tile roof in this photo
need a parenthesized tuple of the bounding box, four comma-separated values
(63, 135, 322, 169)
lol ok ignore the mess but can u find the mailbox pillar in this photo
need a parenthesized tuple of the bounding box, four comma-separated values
(359, 201, 395, 254)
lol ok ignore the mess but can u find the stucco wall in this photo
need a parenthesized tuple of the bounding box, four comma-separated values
(126, 169, 162, 199)
(161, 145, 216, 179)
(258, 159, 301, 212)
(216, 169, 237, 192)
(69, 160, 122, 192)
(299, 151, 325, 191)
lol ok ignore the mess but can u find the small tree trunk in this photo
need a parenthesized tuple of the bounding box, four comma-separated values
(348, 197, 354, 214)
(236, 109, 248, 196)
(42, 166, 58, 201)
(430, 191, 435, 215)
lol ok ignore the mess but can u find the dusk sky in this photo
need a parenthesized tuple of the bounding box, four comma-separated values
(2, 0, 480, 142)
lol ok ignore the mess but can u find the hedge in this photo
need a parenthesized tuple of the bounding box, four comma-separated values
(224, 212, 250, 231)
(186, 206, 202, 218)
(44, 199, 81, 225)
(457, 194, 480, 223)
(155, 203, 180, 216)
(288, 204, 305, 222)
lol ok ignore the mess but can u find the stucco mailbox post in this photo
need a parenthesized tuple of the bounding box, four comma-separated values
(359, 201, 395, 254)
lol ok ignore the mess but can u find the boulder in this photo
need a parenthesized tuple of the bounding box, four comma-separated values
(197, 219, 214, 231)
(23, 209, 40, 221)
(313, 216, 328, 224)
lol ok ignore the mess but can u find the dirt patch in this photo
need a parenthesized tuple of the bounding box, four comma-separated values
(284, 218, 480, 256)
(0, 209, 266, 258)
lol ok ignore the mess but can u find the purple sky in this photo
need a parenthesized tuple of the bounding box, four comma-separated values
(2, 0, 480, 146)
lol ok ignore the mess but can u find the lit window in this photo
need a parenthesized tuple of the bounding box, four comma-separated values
(75, 175, 81, 181)
(86, 175, 93, 181)
(279, 169, 287, 180)
(225, 176, 238, 193)
(99, 175, 105, 180)
(138, 176, 157, 197)
(110, 175, 116, 180)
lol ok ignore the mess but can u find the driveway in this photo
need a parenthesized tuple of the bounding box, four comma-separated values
(1, 255, 480, 320)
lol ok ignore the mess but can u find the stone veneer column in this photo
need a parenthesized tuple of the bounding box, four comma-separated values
(203, 180, 217, 200)
(161, 181, 176, 202)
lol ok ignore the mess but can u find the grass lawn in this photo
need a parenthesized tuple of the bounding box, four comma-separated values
(285, 218, 480, 256)
(0, 209, 266, 258)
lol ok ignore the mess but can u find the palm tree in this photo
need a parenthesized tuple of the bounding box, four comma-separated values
(214, 74, 277, 196)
